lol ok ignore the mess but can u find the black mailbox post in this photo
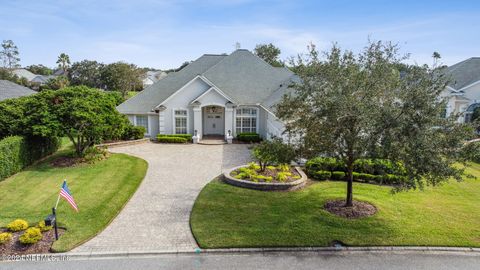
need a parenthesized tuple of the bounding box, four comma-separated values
(45, 207, 59, 240)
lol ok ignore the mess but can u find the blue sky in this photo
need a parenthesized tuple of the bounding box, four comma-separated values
(1, 0, 479, 69)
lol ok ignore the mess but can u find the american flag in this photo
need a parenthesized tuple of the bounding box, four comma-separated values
(59, 180, 78, 212)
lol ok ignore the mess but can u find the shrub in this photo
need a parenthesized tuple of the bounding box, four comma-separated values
(277, 164, 290, 172)
(331, 171, 346, 180)
(122, 125, 146, 140)
(247, 162, 260, 171)
(358, 173, 375, 182)
(252, 138, 295, 171)
(277, 171, 292, 182)
(252, 174, 273, 182)
(0, 136, 60, 181)
(157, 137, 188, 143)
(0, 232, 12, 245)
(305, 157, 345, 175)
(157, 134, 192, 140)
(19, 227, 42, 245)
(130, 126, 146, 140)
(7, 219, 28, 232)
(312, 170, 331, 180)
(37, 221, 53, 232)
(237, 133, 261, 142)
(83, 146, 108, 164)
(266, 165, 276, 170)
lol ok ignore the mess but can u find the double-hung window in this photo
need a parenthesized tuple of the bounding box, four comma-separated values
(235, 108, 257, 134)
(135, 115, 148, 134)
(174, 109, 188, 134)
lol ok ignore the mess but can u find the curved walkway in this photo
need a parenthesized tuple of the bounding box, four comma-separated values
(72, 142, 251, 253)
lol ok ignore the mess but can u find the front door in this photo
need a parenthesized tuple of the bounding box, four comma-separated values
(204, 106, 224, 135)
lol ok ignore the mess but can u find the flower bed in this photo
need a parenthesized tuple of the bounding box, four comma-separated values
(223, 163, 307, 191)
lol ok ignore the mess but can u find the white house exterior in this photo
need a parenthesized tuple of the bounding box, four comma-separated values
(443, 57, 480, 123)
(117, 49, 295, 142)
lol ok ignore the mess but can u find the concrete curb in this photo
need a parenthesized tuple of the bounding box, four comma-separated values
(59, 246, 480, 260)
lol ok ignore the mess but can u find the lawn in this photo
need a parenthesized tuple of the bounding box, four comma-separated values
(191, 164, 480, 248)
(0, 144, 148, 252)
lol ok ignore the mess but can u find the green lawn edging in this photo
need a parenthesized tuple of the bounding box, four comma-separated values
(0, 153, 147, 252)
(191, 165, 480, 248)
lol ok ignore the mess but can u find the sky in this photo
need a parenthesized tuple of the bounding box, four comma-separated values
(0, 0, 479, 70)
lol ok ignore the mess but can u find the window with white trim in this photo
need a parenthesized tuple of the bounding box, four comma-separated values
(235, 108, 257, 134)
(174, 109, 188, 134)
(135, 115, 148, 134)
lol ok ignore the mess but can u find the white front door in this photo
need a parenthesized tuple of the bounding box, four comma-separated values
(204, 106, 224, 135)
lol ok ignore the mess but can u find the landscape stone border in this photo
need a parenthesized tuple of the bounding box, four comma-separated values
(223, 165, 307, 191)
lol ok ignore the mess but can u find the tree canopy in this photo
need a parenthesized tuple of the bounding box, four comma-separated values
(26, 64, 53, 75)
(101, 62, 143, 98)
(68, 60, 105, 88)
(0, 40, 20, 69)
(56, 53, 71, 74)
(254, 43, 283, 67)
(0, 86, 130, 156)
(277, 42, 472, 206)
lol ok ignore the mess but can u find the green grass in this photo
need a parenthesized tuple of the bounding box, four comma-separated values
(191, 164, 480, 248)
(0, 147, 148, 252)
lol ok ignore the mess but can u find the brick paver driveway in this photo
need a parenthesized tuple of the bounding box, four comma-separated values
(72, 142, 251, 253)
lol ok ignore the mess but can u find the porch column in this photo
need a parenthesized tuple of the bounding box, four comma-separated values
(193, 105, 202, 141)
(224, 104, 234, 140)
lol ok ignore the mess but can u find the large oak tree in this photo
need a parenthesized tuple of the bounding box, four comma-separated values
(277, 42, 471, 207)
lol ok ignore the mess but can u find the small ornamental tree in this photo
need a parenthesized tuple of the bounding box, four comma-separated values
(277, 41, 472, 207)
(252, 138, 295, 171)
(23, 86, 129, 156)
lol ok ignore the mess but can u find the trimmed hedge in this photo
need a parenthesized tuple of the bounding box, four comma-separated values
(237, 133, 261, 142)
(157, 137, 188, 143)
(0, 136, 59, 182)
(306, 157, 406, 185)
(157, 134, 192, 140)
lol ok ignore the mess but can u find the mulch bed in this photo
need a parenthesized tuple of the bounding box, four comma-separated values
(50, 156, 82, 167)
(324, 200, 377, 219)
(0, 228, 65, 255)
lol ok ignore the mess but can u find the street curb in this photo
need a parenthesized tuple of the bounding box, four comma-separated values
(61, 246, 480, 260)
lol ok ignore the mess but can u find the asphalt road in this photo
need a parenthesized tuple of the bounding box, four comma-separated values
(1, 252, 479, 270)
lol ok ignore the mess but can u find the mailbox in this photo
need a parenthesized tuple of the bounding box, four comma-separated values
(44, 214, 56, 226)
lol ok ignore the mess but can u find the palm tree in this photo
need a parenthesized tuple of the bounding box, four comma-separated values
(56, 53, 71, 74)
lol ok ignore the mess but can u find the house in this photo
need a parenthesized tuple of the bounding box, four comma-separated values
(117, 49, 295, 142)
(443, 57, 480, 122)
(0, 80, 37, 101)
(12, 68, 54, 86)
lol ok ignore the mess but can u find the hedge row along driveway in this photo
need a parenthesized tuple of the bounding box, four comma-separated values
(191, 163, 480, 248)
(0, 151, 147, 252)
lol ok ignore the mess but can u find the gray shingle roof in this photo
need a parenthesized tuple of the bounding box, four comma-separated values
(117, 50, 295, 114)
(117, 54, 226, 114)
(0, 80, 36, 101)
(446, 57, 480, 90)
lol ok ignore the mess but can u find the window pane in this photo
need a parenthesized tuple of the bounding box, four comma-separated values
(136, 116, 148, 132)
(175, 110, 187, 116)
(175, 117, 187, 134)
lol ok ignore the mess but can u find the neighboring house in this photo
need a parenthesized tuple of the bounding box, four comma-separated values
(11, 68, 38, 81)
(142, 70, 167, 88)
(12, 68, 55, 86)
(0, 80, 37, 101)
(444, 57, 480, 123)
(117, 49, 295, 142)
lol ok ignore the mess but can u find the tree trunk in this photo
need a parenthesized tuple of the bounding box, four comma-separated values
(345, 160, 354, 207)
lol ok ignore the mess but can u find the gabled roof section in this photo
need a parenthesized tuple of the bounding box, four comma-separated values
(117, 54, 226, 114)
(116, 49, 295, 114)
(446, 57, 480, 90)
(0, 80, 36, 101)
(202, 50, 294, 104)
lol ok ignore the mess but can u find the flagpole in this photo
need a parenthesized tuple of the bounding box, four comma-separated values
(54, 179, 65, 210)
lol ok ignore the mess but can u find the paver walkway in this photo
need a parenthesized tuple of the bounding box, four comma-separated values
(72, 142, 251, 253)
